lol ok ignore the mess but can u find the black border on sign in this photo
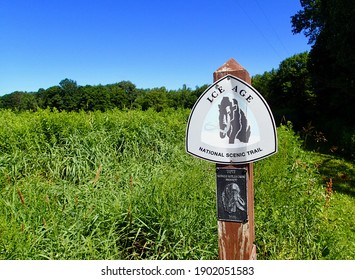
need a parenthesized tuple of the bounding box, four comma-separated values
(185, 74, 278, 164)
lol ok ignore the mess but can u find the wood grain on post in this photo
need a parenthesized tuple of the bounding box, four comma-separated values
(214, 58, 256, 260)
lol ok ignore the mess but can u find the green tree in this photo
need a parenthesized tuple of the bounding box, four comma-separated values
(107, 84, 128, 109)
(252, 53, 314, 127)
(106, 81, 139, 109)
(291, 0, 355, 158)
(134, 87, 169, 111)
(0, 91, 38, 110)
(59, 79, 81, 111)
(190, 85, 209, 108)
(291, 0, 323, 44)
(274, 52, 315, 125)
(291, 0, 355, 125)
(168, 84, 194, 109)
(59, 78, 77, 94)
(81, 85, 113, 111)
(252, 69, 277, 102)
(116, 81, 137, 108)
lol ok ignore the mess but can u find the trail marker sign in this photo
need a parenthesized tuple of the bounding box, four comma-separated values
(186, 74, 277, 164)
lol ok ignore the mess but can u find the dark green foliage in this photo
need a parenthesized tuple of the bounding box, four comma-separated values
(251, 69, 276, 102)
(253, 0, 355, 159)
(291, 0, 323, 44)
(291, 0, 355, 157)
(306, 0, 355, 125)
(0, 91, 38, 111)
(0, 80, 206, 113)
(252, 52, 315, 128)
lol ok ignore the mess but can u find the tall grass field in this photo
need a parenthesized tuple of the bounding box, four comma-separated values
(0, 109, 354, 259)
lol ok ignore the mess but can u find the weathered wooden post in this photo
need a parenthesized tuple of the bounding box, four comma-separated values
(186, 58, 277, 260)
(214, 59, 255, 260)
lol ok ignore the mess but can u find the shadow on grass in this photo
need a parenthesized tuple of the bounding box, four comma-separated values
(317, 155, 355, 197)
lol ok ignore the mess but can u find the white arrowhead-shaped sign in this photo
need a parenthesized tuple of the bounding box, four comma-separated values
(186, 74, 277, 164)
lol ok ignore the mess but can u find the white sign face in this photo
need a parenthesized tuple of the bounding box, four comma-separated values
(186, 74, 277, 164)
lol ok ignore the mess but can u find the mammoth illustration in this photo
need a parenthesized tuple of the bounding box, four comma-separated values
(218, 97, 251, 144)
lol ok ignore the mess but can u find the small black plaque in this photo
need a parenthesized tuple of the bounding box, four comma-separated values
(216, 167, 248, 222)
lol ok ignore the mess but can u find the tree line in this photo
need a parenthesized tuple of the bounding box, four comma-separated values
(0, 80, 208, 112)
(0, 51, 315, 118)
(0, 53, 317, 126)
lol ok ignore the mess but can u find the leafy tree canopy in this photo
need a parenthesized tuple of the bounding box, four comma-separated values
(291, 0, 355, 125)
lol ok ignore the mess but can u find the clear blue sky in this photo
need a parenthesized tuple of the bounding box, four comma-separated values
(0, 0, 310, 95)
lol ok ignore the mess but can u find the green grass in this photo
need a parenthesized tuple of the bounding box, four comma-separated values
(0, 109, 354, 259)
(254, 125, 325, 259)
(311, 154, 355, 259)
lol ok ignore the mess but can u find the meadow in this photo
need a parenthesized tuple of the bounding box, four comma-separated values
(0, 108, 353, 259)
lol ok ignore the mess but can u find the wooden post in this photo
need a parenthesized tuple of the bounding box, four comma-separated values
(214, 58, 256, 260)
